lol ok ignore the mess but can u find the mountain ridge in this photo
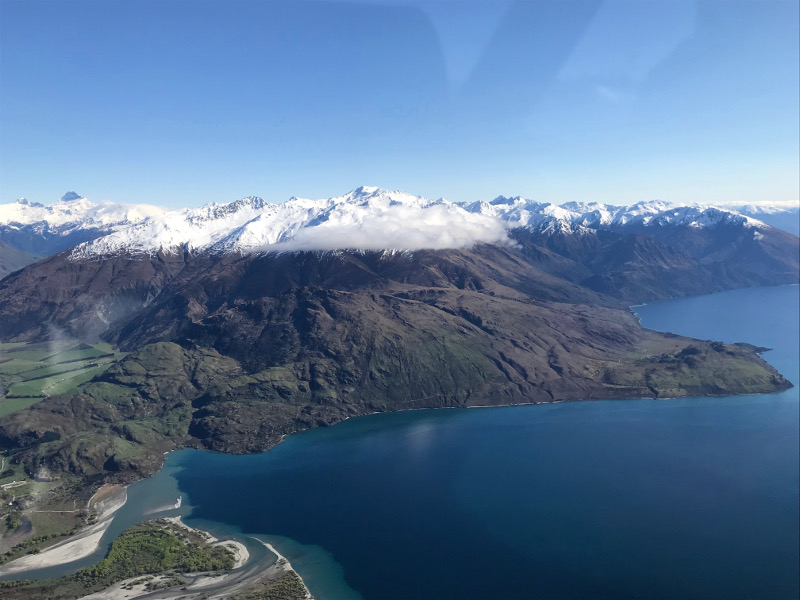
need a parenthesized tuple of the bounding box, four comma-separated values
(3, 188, 798, 262)
(0, 187, 796, 486)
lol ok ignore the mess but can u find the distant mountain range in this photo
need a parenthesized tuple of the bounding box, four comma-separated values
(6, 187, 800, 256)
(1, 187, 797, 262)
(0, 187, 796, 478)
(0, 192, 164, 277)
(1, 187, 797, 297)
(723, 203, 800, 236)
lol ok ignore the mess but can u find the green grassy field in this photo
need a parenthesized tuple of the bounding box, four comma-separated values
(0, 397, 44, 418)
(0, 359, 47, 376)
(0, 342, 126, 417)
(11, 361, 106, 381)
(0, 342, 57, 362)
(27, 511, 79, 538)
(0, 458, 25, 484)
(0, 342, 34, 352)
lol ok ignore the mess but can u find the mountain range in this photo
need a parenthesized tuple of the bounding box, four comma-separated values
(1, 186, 797, 308)
(0, 187, 797, 479)
(3, 187, 798, 258)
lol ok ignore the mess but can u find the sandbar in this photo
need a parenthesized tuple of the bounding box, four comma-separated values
(0, 484, 127, 576)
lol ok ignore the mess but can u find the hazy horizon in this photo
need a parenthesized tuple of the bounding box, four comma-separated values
(5, 186, 800, 211)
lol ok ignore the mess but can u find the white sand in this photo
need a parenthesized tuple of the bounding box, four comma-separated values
(0, 484, 127, 576)
(144, 495, 182, 515)
(0, 499, 317, 600)
(258, 540, 314, 600)
(219, 540, 249, 569)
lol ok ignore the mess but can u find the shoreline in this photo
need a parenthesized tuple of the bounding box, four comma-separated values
(2, 371, 790, 578)
(0, 483, 127, 577)
(0, 479, 316, 600)
(255, 538, 314, 599)
(75, 519, 311, 600)
(162, 515, 250, 569)
(0, 284, 794, 598)
(0, 504, 316, 600)
(1, 278, 794, 587)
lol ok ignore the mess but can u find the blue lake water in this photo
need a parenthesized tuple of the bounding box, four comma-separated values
(12, 285, 800, 599)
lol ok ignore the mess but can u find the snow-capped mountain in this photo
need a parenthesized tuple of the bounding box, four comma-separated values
(69, 186, 508, 258)
(722, 203, 800, 236)
(460, 197, 575, 232)
(2, 188, 797, 265)
(1, 187, 796, 348)
(460, 196, 769, 233)
(0, 192, 164, 255)
(64, 187, 799, 259)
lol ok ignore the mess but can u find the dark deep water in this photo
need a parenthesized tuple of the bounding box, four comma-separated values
(173, 284, 798, 600)
(16, 285, 800, 598)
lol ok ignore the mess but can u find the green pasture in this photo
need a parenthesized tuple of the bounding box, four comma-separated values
(0, 341, 126, 417)
(0, 397, 44, 418)
(0, 359, 44, 375)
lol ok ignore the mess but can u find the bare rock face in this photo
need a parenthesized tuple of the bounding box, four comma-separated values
(33, 467, 58, 482)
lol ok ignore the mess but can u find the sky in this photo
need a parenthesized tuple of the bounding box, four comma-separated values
(0, 0, 798, 208)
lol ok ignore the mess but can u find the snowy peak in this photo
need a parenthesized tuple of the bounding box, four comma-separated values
(76, 197, 277, 257)
(462, 197, 572, 231)
(60, 191, 83, 202)
(70, 187, 509, 258)
(334, 186, 442, 209)
(69, 188, 797, 259)
(463, 196, 778, 233)
(4, 187, 796, 261)
(717, 202, 800, 236)
(0, 192, 164, 231)
(645, 206, 755, 229)
(0, 193, 167, 256)
(14, 198, 43, 208)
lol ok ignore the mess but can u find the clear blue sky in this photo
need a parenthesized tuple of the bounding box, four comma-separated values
(1, 0, 798, 207)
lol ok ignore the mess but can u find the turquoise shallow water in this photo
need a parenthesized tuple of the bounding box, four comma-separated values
(9, 285, 799, 599)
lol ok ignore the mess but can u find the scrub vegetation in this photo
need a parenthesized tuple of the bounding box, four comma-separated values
(236, 570, 309, 600)
(0, 520, 234, 599)
(76, 520, 234, 584)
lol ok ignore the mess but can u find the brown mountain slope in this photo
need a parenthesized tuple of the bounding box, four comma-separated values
(0, 329, 789, 480)
(0, 244, 615, 344)
(514, 226, 799, 302)
(0, 245, 791, 479)
(0, 240, 42, 280)
(0, 251, 190, 340)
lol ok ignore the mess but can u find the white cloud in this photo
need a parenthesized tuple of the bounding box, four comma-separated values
(264, 203, 511, 252)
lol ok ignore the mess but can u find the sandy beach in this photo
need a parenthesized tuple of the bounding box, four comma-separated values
(257, 538, 314, 600)
(0, 484, 127, 577)
(0, 489, 313, 600)
(78, 524, 313, 600)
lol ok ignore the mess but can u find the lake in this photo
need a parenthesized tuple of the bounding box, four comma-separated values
(15, 285, 800, 599)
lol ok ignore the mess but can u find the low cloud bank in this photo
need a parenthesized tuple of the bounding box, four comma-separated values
(262, 203, 510, 252)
